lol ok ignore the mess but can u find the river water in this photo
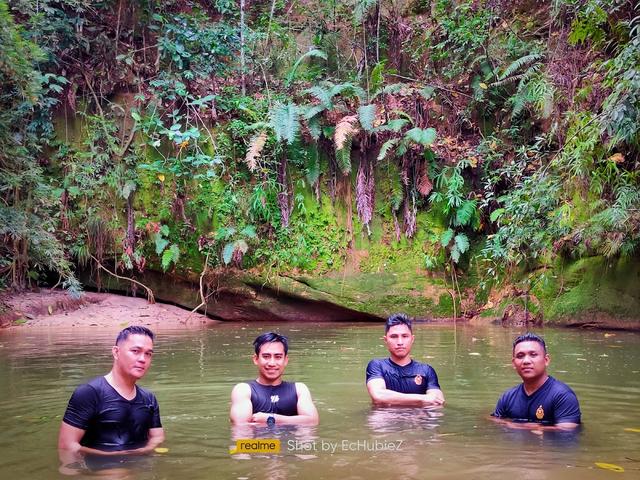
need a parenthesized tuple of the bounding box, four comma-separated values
(0, 323, 638, 479)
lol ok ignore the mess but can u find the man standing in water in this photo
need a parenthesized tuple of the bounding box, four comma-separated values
(58, 326, 165, 470)
(491, 332, 581, 429)
(230, 332, 319, 425)
(366, 313, 445, 407)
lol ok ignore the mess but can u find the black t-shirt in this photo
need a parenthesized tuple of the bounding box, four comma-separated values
(249, 380, 298, 415)
(366, 358, 441, 394)
(63, 376, 162, 451)
(492, 376, 581, 425)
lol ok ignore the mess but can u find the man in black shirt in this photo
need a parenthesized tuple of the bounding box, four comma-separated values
(230, 332, 319, 425)
(58, 326, 165, 471)
(366, 313, 445, 407)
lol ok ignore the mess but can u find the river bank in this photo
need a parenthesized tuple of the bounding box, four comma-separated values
(1, 286, 638, 331)
(0, 289, 218, 329)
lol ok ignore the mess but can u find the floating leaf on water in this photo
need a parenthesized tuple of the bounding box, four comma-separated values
(154, 447, 169, 454)
(624, 428, 640, 433)
(604, 333, 616, 338)
(595, 462, 624, 472)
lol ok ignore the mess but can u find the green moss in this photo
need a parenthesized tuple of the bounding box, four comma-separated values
(534, 256, 640, 322)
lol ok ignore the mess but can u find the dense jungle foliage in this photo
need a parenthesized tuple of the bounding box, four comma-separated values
(0, 0, 638, 311)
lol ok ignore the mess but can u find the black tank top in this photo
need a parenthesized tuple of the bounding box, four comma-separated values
(249, 380, 298, 415)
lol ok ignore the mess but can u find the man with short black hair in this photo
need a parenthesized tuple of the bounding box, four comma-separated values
(366, 313, 445, 407)
(491, 332, 581, 430)
(230, 332, 319, 425)
(58, 326, 165, 470)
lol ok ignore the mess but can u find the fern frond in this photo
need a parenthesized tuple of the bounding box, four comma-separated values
(417, 162, 433, 196)
(377, 138, 399, 161)
(382, 83, 404, 95)
(358, 104, 376, 132)
(336, 137, 352, 175)
(331, 82, 367, 103)
(306, 115, 322, 140)
(305, 84, 334, 108)
(245, 131, 267, 172)
(305, 144, 320, 185)
(375, 118, 409, 133)
(334, 115, 359, 151)
(354, 0, 377, 25)
(369, 61, 385, 94)
(285, 49, 327, 87)
(270, 102, 300, 144)
(498, 53, 543, 81)
(301, 103, 326, 120)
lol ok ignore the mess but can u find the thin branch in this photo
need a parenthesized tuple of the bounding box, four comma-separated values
(90, 254, 155, 304)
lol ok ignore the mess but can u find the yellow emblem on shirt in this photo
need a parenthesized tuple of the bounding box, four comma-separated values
(415, 375, 423, 385)
(536, 405, 545, 420)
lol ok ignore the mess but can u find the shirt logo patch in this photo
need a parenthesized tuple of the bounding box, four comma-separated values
(270, 395, 280, 403)
(536, 405, 544, 420)
(414, 375, 423, 386)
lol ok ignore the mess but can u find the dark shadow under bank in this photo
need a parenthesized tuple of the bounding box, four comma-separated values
(76, 267, 384, 322)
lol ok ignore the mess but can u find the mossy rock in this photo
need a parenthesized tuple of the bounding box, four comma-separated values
(534, 256, 640, 328)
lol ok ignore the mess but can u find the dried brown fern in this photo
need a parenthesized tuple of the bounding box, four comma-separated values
(245, 131, 267, 172)
(334, 115, 359, 151)
(417, 161, 433, 196)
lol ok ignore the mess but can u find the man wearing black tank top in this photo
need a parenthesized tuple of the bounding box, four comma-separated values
(230, 332, 319, 425)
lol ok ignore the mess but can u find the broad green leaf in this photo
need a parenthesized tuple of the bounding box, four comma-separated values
(490, 208, 505, 222)
(406, 127, 437, 146)
(154, 234, 169, 255)
(222, 242, 235, 265)
(440, 228, 454, 247)
(358, 104, 376, 132)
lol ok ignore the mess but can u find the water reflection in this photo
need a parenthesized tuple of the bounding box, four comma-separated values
(367, 406, 443, 434)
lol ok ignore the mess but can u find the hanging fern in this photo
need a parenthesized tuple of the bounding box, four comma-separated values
(270, 102, 300, 144)
(358, 104, 376, 132)
(305, 84, 334, 109)
(377, 138, 399, 161)
(305, 144, 321, 185)
(245, 131, 267, 172)
(497, 53, 543, 82)
(285, 49, 327, 87)
(336, 137, 353, 175)
(334, 115, 358, 151)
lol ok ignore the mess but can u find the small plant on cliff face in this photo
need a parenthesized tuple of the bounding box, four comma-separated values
(430, 158, 480, 264)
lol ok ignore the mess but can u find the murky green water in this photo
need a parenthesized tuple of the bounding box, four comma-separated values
(0, 323, 639, 479)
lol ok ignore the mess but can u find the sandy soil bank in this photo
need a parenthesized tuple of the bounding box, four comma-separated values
(0, 289, 218, 329)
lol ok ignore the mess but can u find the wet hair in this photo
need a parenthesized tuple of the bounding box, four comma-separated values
(513, 332, 546, 354)
(253, 332, 289, 355)
(385, 313, 412, 333)
(115, 326, 155, 346)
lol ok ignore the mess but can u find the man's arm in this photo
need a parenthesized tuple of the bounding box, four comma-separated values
(251, 383, 319, 425)
(489, 416, 579, 431)
(230, 383, 254, 424)
(58, 422, 165, 458)
(367, 378, 444, 407)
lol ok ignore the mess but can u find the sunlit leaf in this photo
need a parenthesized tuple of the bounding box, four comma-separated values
(595, 462, 624, 472)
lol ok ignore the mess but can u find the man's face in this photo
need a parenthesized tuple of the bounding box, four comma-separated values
(113, 333, 154, 380)
(384, 324, 414, 361)
(253, 341, 288, 384)
(512, 340, 549, 382)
